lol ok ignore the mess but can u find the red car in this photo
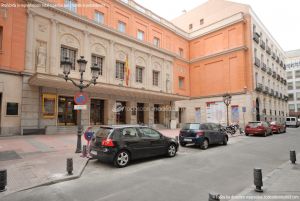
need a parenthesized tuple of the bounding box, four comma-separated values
(270, 121, 286, 134)
(245, 121, 273, 137)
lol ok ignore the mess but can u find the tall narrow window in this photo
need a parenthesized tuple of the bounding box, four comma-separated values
(116, 61, 125, 80)
(0, 26, 3, 50)
(153, 71, 160, 86)
(95, 11, 104, 24)
(189, 24, 193, 30)
(64, 0, 77, 12)
(153, 37, 160, 47)
(60, 46, 76, 70)
(91, 55, 103, 76)
(179, 77, 185, 89)
(118, 21, 126, 33)
(137, 30, 144, 41)
(179, 48, 184, 57)
(136, 66, 143, 83)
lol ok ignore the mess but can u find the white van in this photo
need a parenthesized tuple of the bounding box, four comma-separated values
(286, 117, 300, 127)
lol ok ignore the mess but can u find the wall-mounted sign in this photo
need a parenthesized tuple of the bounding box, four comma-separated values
(74, 92, 89, 105)
(74, 105, 87, 110)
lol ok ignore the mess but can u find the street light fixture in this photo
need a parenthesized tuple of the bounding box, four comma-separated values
(61, 56, 100, 153)
(223, 93, 232, 126)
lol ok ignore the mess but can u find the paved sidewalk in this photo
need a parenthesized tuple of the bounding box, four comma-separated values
(228, 154, 300, 201)
(0, 134, 89, 197)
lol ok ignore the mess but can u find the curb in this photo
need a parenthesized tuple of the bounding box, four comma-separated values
(0, 158, 90, 198)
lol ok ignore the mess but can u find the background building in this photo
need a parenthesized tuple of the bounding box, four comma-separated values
(286, 49, 300, 117)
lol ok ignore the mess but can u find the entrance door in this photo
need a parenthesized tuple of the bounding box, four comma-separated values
(58, 96, 77, 125)
(90, 99, 104, 125)
(154, 104, 160, 124)
(116, 101, 126, 124)
(137, 103, 144, 124)
(256, 98, 260, 121)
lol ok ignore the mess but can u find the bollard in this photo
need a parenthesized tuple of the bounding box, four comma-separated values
(175, 136, 179, 142)
(254, 168, 263, 192)
(208, 192, 220, 201)
(290, 150, 296, 164)
(82, 145, 87, 157)
(0, 169, 7, 192)
(66, 158, 73, 175)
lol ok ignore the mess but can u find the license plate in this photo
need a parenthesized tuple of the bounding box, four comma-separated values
(90, 150, 97, 155)
(184, 138, 192, 142)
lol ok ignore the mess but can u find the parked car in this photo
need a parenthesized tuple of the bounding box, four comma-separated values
(245, 121, 272, 137)
(90, 125, 179, 168)
(270, 121, 286, 134)
(178, 123, 228, 150)
(285, 117, 300, 127)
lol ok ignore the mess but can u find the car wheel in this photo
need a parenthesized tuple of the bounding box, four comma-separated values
(201, 139, 209, 150)
(245, 133, 249, 136)
(114, 150, 130, 168)
(167, 144, 177, 157)
(222, 136, 228, 145)
(180, 142, 186, 147)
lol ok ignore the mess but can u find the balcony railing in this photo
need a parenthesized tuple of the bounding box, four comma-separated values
(280, 61, 284, 67)
(261, 63, 267, 71)
(284, 95, 288, 101)
(256, 83, 263, 92)
(280, 77, 284, 83)
(277, 74, 281, 81)
(270, 89, 274, 96)
(276, 56, 280, 63)
(253, 32, 260, 43)
(272, 53, 276, 60)
(263, 86, 269, 94)
(254, 57, 261, 67)
(266, 46, 271, 55)
(267, 67, 272, 75)
(275, 91, 279, 97)
(272, 71, 277, 78)
(283, 79, 287, 85)
(260, 40, 266, 50)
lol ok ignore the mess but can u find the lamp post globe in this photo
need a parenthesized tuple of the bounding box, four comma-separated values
(77, 56, 87, 73)
(61, 57, 72, 77)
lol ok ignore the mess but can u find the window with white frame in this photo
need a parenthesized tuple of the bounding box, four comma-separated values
(60, 46, 76, 70)
(95, 11, 104, 24)
(64, 0, 77, 12)
(116, 61, 125, 79)
(118, 21, 126, 33)
(137, 30, 144, 41)
(136, 66, 143, 83)
(92, 55, 104, 76)
(153, 71, 160, 86)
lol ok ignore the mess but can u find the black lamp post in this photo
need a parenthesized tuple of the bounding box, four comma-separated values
(61, 56, 100, 153)
(223, 93, 232, 126)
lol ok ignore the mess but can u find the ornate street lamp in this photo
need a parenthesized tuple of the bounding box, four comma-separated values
(61, 56, 100, 153)
(223, 93, 232, 126)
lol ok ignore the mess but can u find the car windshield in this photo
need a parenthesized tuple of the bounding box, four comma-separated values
(95, 127, 113, 137)
(182, 123, 200, 130)
(248, 122, 262, 127)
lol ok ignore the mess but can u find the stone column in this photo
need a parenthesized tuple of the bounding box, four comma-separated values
(104, 99, 116, 125)
(108, 40, 115, 84)
(146, 54, 152, 89)
(129, 48, 135, 86)
(50, 19, 58, 75)
(126, 101, 137, 124)
(25, 10, 35, 73)
(145, 103, 154, 126)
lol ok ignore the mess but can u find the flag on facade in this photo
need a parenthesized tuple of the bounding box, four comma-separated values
(125, 55, 130, 86)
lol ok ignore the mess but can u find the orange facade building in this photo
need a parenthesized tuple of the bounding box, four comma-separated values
(0, 0, 288, 135)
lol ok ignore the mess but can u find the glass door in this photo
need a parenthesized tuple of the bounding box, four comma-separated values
(90, 99, 104, 125)
(137, 103, 144, 124)
(58, 96, 77, 126)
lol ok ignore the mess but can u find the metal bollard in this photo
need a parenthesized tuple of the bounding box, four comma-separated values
(290, 150, 296, 164)
(66, 158, 73, 175)
(208, 192, 220, 201)
(254, 168, 263, 192)
(82, 145, 87, 157)
(175, 136, 179, 142)
(0, 169, 7, 192)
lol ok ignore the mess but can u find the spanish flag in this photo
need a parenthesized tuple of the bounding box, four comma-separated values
(125, 55, 130, 86)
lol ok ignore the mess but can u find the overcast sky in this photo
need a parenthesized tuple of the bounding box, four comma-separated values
(134, 0, 300, 52)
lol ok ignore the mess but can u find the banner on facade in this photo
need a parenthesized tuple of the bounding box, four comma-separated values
(231, 105, 240, 123)
(206, 101, 226, 124)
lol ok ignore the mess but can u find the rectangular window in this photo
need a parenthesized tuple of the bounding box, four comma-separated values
(200, 19, 204, 25)
(189, 24, 193, 30)
(179, 48, 184, 57)
(42, 94, 56, 118)
(296, 81, 300, 89)
(153, 37, 160, 47)
(288, 93, 294, 101)
(116, 61, 125, 80)
(297, 104, 300, 112)
(60, 46, 76, 70)
(179, 77, 184, 89)
(295, 70, 300, 78)
(136, 66, 143, 83)
(94, 11, 104, 24)
(288, 82, 294, 90)
(137, 30, 144, 41)
(153, 71, 159, 86)
(91, 55, 103, 75)
(287, 71, 293, 79)
(0, 26, 3, 50)
(296, 92, 300, 101)
(6, 102, 18, 115)
(118, 21, 126, 33)
(289, 104, 295, 112)
(64, 0, 77, 12)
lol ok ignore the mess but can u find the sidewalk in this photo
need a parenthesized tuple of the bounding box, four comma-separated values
(0, 134, 89, 197)
(228, 154, 300, 201)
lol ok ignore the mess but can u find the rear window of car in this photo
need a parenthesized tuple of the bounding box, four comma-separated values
(95, 127, 113, 138)
(182, 123, 200, 130)
(248, 122, 262, 127)
(270, 121, 276, 125)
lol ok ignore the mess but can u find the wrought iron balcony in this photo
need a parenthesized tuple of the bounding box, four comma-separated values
(280, 61, 284, 67)
(279, 93, 283, 99)
(280, 77, 284, 83)
(283, 64, 286, 70)
(266, 46, 271, 55)
(275, 91, 279, 97)
(284, 95, 288, 101)
(260, 40, 266, 50)
(283, 79, 287, 85)
(253, 32, 260, 43)
(263, 86, 269, 94)
(256, 83, 263, 92)
(276, 56, 280, 63)
(261, 63, 267, 71)
(272, 71, 277, 78)
(272, 53, 276, 60)
(270, 89, 274, 96)
(254, 57, 261, 67)
(277, 74, 281, 81)
(267, 67, 272, 75)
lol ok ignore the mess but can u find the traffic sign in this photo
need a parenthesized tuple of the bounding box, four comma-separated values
(74, 92, 89, 105)
(74, 105, 87, 110)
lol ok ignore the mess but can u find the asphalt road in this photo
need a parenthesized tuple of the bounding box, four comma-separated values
(2, 128, 300, 201)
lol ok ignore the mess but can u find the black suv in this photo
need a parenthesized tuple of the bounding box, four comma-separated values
(179, 123, 228, 149)
(90, 125, 179, 168)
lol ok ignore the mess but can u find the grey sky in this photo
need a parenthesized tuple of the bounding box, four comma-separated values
(134, 0, 300, 52)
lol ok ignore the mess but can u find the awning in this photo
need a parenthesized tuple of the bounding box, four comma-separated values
(28, 73, 189, 102)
